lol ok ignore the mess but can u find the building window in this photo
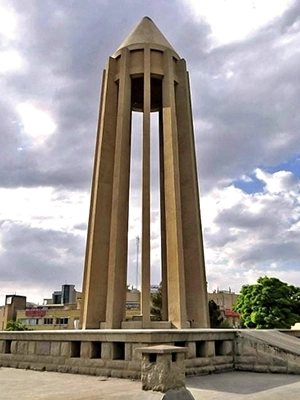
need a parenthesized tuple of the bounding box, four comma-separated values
(56, 317, 69, 325)
(44, 318, 53, 325)
(25, 318, 42, 325)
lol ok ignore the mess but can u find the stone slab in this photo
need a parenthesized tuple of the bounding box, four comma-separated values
(139, 345, 188, 354)
(239, 330, 300, 356)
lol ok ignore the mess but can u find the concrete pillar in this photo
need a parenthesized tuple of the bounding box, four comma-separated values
(162, 50, 188, 328)
(141, 46, 151, 323)
(105, 48, 132, 329)
(80, 57, 118, 329)
(176, 60, 209, 327)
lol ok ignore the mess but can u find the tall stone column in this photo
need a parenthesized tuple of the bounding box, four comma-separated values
(80, 58, 118, 329)
(176, 59, 209, 327)
(141, 46, 151, 323)
(105, 48, 132, 329)
(161, 50, 188, 328)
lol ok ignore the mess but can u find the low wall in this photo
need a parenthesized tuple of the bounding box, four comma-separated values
(235, 330, 300, 374)
(0, 329, 235, 378)
(1, 329, 300, 378)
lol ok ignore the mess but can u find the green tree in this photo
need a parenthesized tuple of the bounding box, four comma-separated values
(150, 283, 162, 321)
(233, 276, 300, 329)
(208, 299, 224, 328)
(5, 320, 29, 331)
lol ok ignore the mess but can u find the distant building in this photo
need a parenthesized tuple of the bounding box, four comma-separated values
(0, 286, 240, 329)
(150, 285, 160, 293)
(222, 308, 240, 328)
(44, 284, 79, 306)
(17, 303, 81, 330)
(16, 285, 82, 330)
(0, 295, 26, 330)
(126, 287, 141, 319)
(208, 288, 238, 309)
(208, 289, 240, 327)
(0, 284, 141, 331)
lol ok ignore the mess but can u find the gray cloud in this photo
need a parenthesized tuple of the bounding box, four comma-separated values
(189, 11, 300, 191)
(1, 0, 300, 300)
(0, 221, 85, 287)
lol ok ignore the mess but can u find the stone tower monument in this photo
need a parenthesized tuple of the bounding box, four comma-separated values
(81, 17, 209, 329)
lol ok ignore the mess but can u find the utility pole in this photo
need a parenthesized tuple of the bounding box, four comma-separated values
(136, 235, 140, 289)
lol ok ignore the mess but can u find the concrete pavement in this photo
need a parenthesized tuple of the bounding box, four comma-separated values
(1, 367, 300, 399)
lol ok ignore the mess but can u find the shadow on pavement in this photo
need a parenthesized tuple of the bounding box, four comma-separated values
(186, 371, 300, 395)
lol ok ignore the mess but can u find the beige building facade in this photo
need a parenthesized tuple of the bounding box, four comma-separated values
(16, 304, 81, 330)
(0, 286, 141, 331)
(16, 291, 141, 331)
(208, 290, 239, 310)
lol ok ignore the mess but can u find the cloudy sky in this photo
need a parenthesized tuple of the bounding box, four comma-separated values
(1, 0, 300, 304)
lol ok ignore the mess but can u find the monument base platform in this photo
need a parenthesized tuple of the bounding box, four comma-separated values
(0, 329, 300, 378)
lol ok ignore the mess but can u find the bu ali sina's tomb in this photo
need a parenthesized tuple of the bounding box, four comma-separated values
(80, 16, 209, 330)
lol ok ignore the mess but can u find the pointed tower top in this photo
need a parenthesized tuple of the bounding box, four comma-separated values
(113, 17, 179, 57)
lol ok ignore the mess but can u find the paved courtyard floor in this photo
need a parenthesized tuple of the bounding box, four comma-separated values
(1, 367, 300, 400)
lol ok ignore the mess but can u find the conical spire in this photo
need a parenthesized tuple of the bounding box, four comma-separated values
(114, 17, 178, 56)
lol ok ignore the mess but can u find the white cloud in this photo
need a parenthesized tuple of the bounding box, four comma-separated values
(16, 103, 57, 144)
(0, 187, 89, 233)
(183, 0, 294, 43)
(0, 50, 22, 72)
(202, 168, 300, 292)
(0, 4, 17, 39)
(207, 266, 300, 294)
(255, 168, 298, 193)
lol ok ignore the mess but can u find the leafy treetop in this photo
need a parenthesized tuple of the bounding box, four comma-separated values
(5, 320, 29, 331)
(233, 276, 300, 329)
(150, 283, 163, 321)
